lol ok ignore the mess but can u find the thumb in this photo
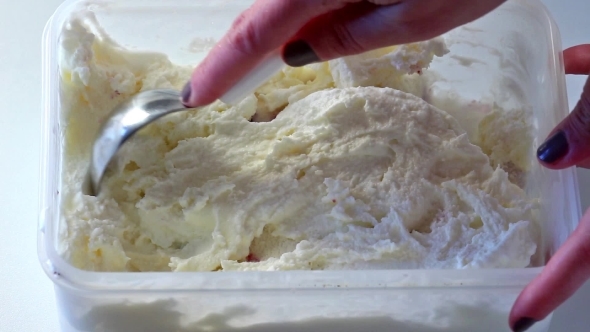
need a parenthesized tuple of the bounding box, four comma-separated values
(282, 0, 504, 66)
(537, 75, 590, 169)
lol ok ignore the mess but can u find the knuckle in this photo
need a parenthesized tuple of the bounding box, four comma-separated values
(226, 10, 261, 56)
(230, 11, 248, 31)
(569, 93, 590, 142)
(327, 22, 366, 57)
(564, 93, 590, 145)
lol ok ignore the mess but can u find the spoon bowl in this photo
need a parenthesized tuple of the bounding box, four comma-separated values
(83, 89, 186, 196)
(84, 50, 285, 196)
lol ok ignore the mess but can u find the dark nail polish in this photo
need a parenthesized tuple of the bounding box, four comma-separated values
(283, 40, 320, 67)
(512, 317, 537, 332)
(181, 82, 192, 104)
(537, 131, 568, 163)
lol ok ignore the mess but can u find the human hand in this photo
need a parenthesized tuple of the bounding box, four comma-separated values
(181, 0, 506, 107)
(509, 45, 590, 332)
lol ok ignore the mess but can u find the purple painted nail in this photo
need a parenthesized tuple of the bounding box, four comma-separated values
(283, 40, 320, 67)
(181, 82, 192, 104)
(512, 317, 537, 332)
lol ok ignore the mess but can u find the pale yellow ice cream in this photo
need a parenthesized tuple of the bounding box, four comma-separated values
(58, 19, 537, 272)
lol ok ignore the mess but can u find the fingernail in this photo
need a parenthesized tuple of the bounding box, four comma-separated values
(181, 82, 192, 104)
(512, 317, 537, 332)
(537, 131, 568, 163)
(283, 40, 320, 67)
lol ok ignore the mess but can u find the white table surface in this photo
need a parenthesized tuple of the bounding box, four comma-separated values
(1, 1, 588, 331)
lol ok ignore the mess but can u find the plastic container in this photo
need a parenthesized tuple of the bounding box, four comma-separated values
(39, 0, 582, 331)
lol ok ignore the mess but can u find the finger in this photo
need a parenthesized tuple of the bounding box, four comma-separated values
(564, 45, 590, 75)
(509, 208, 590, 331)
(538, 45, 590, 168)
(182, 0, 353, 107)
(287, 0, 505, 61)
(183, 0, 500, 107)
(537, 76, 590, 168)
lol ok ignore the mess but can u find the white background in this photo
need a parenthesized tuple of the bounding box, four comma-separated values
(0, 0, 589, 331)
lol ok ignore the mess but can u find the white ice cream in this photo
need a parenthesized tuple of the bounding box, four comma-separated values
(58, 18, 537, 273)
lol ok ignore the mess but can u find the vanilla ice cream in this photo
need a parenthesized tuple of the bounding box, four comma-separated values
(58, 17, 538, 273)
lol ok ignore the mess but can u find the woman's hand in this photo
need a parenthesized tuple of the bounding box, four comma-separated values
(181, 0, 506, 107)
(509, 45, 590, 332)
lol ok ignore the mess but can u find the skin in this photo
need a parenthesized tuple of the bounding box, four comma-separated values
(509, 45, 590, 328)
(182, 1, 590, 330)
(182, 0, 506, 107)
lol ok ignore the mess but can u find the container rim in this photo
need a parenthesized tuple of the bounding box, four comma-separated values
(38, 0, 581, 293)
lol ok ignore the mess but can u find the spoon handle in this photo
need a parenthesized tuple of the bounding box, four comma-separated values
(219, 49, 285, 105)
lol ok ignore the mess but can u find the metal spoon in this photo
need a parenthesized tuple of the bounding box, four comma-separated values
(83, 50, 285, 196)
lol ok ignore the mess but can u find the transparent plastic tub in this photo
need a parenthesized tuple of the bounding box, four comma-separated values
(39, 0, 582, 331)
